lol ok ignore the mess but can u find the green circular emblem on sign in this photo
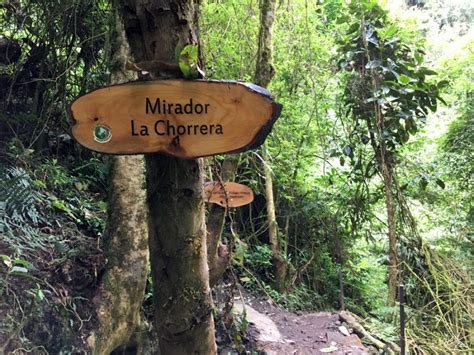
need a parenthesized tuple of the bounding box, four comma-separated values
(93, 124, 112, 143)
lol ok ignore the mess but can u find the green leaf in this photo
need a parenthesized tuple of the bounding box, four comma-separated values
(52, 199, 79, 221)
(13, 259, 30, 267)
(336, 15, 348, 24)
(398, 74, 412, 85)
(33, 179, 47, 189)
(181, 44, 198, 63)
(419, 68, 437, 76)
(419, 177, 428, 191)
(415, 52, 423, 65)
(179, 44, 200, 79)
(1, 254, 12, 268)
(437, 80, 450, 89)
(36, 288, 45, 301)
(435, 178, 445, 189)
(179, 62, 191, 78)
(381, 26, 397, 39)
(347, 23, 360, 34)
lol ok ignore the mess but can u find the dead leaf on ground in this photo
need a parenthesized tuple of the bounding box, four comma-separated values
(320, 345, 339, 353)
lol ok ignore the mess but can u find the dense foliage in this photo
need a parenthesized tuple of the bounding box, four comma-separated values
(0, 0, 472, 353)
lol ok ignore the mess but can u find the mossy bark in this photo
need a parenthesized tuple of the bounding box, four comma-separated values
(90, 156, 149, 354)
(87, 10, 149, 354)
(382, 159, 398, 305)
(118, 1, 217, 353)
(255, 0, 287, 292)
(263, 147, 287, 292)
(207, 156, 239, 287)
(146, 156, 216, 354)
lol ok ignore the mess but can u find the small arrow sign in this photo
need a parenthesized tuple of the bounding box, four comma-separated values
(204, 181, 254, 208)
(69, 79, 281, 158)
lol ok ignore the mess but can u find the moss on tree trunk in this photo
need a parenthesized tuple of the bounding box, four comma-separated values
(87, 10, 149, 354)
(147, 156, 216, 354)
(255, 0, 288, 292)
(118, 0, 217, 353)
(207, 156, 238, 287)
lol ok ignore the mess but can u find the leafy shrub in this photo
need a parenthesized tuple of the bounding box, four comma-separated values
(0, 166, 51, 254)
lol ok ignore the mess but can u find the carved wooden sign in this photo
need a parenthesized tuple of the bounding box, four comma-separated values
(203, 182, 254, 208)
(69, 80, 282, 158)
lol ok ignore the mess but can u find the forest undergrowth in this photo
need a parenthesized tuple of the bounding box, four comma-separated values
(0, 0, 472, 353)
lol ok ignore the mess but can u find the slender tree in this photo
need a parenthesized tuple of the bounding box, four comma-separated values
(87, 8, 149, 354)
(206, 0, 285, 292)
(255, 0, 288, 292)
(207, 156, 238, 287)
(118, 1, 216, 353)
(337, 0, 443, 304)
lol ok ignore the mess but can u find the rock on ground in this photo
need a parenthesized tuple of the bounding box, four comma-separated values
(234, 293, 372, 355)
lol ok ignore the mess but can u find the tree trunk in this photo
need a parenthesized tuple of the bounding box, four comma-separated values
(255, 0, 276, 88)
(206, 0, 279, 288)
(361, 16, 399, 304)
(87, 10, 149, 354)
(255, 0, 287, 292)
(371, 98, 398, 305)
(382, 159, 398, 305)
(146, 156, 216, 354)
(119, 1, 217, 353)
(369, 104, 398, 306)
(262, 148, 287, 291)
(371, 83, 398, 306)
(207, 155, 239, 287)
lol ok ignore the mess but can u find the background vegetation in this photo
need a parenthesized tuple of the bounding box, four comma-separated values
(1, 0, 472, 353)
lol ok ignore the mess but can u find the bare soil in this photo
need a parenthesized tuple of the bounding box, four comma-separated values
(234, 291, 374, 355)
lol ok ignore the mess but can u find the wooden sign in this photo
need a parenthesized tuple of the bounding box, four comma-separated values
(69, 80, 282, 158)
(203, 182, 254, 208)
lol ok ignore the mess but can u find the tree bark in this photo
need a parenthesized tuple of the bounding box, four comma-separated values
(87, 9, 149, 355)
(371, 81, 398, 306)
(255, 0, 287, 292)
(255, 0, 276, 88)
(382, 159, 398, 305)
(360, 15, 399, 305)
(118, 1, 216, 353)
(262, 148, 287, 291)
(207, 156, 239, 287)
(371, 99, 398, 305)
(146, 156, 215, 354)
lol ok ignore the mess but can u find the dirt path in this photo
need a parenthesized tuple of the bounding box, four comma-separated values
(234, 292, 372, 355)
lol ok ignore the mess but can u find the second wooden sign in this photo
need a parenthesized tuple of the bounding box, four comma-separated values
(204, 182, 254, 208)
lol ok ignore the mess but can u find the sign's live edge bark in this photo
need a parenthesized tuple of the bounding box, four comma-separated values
(69, 80, 281, 158)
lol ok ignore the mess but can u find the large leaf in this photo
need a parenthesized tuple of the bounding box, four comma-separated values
(179, 44, 200, 79)
(398, 74, 412, 85)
